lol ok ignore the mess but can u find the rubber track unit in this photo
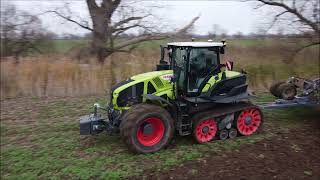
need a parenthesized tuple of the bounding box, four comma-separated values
(120, 104, 174, 154)
(191, 102, 263, 141)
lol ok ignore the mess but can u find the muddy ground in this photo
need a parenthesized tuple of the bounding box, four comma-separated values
(136, 115, 320, 180)
(1, 95, 319, 179)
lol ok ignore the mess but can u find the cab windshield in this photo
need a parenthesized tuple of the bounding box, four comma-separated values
(172, 47, 219, 95)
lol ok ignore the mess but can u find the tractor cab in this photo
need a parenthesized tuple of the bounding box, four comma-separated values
(160, 41, 248, 103)
(167, 42, 225, 97)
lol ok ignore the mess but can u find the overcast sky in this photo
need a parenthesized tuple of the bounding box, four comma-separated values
(6, 0, 281, 36)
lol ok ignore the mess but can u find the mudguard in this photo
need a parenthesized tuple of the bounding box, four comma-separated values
(143, 94, 173, 106)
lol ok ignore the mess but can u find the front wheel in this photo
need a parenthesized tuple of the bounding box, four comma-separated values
(120, 104, 174, 153)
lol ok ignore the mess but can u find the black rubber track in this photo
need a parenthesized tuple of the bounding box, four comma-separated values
(120, 104, 174, 154)
(191, 102, 264, 142)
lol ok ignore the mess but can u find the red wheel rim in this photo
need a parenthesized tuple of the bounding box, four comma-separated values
(195, 119, 217, 143)
(136, 117, 165, 146)
(237, 108, 261, 136)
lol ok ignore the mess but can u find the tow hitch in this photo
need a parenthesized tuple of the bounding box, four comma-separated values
(79, 103, 109, 135)
(79, 103, 122, 135)
(79, 114, 106, 135)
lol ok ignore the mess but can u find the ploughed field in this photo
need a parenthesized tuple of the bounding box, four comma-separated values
(1, 93, 319, 179)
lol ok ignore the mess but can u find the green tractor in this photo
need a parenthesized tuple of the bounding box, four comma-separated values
(80, 41, 263, 153)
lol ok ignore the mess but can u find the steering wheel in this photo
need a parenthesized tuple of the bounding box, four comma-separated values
(199, 64, 223, 78)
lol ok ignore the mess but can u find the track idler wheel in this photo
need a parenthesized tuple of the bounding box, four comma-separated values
(193, 119, 218, 143)
(236, 108, 262, 136)
(219, 129, 228, 140)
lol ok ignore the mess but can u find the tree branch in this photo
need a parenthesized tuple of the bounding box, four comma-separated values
(45, 10, 93, 31)
(294, 41, 320, 55)
(113, 34, 168, 50)
(176, 16, 200, 34)
(265, 10, 289, 32)
(112, 16, 145, 28)
(111, 16, 200, 51)
(256, 0, 319, 33)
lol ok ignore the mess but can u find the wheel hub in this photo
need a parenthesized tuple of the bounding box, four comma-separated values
(202, 126, 209, 134)
(136, 117, 165, 147)
(142, 123, 153, 135)
(244, 116, 252, 125)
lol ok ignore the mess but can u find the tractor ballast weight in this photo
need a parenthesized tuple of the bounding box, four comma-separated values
(80, 41, 263, 153)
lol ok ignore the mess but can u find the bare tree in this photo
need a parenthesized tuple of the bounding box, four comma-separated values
(47, 0, 199, 63)
(0, 4, 54, 62)
(253, 0, 320, 52)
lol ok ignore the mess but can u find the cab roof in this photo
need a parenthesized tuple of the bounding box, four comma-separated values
(167, 42, 224, 47)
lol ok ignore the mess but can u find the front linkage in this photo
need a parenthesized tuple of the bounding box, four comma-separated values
(80, 103, 121, 135)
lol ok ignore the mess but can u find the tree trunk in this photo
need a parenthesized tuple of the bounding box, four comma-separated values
(87, 0, 111, 63)
(91, 32, 109, 63)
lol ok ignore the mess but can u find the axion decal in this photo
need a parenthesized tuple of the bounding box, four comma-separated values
(160, 74, 173, 82)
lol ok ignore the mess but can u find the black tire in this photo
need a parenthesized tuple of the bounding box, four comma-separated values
(278, 83, 297, 100)
(269, 81, 285, 98)
(120, 104, 174, 154)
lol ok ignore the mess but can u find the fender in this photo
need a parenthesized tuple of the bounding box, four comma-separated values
(143, 94, 173, 107)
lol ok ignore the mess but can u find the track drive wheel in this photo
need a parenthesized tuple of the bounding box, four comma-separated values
(269, 81, 285, 98)
(120, 104, 174, 153)
(236, 108, 262, 136)
(193, 118, 218, 143)
(278, 83, 297, 100)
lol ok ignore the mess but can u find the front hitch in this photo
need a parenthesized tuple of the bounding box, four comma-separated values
(79, 103, 121, 135)
(79, 114, 106, 135)
(80, 103, 108, 135)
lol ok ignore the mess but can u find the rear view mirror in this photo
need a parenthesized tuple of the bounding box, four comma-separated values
(220, 47, 225, 54)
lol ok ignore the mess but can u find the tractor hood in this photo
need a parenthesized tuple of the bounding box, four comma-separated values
(131, 70, 173, 81)
(110, 70, 173, 93)
(110, 70, 173, 110)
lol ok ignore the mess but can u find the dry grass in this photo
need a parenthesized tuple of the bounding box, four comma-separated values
(0, 50, 159, 98)
(1, 41, 319, 99)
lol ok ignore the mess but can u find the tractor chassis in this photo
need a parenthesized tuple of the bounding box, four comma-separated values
(79, 99, 261, 137)
(80, 93, 320, 136)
